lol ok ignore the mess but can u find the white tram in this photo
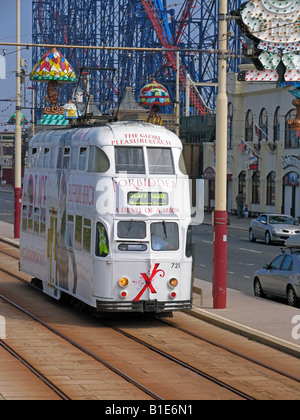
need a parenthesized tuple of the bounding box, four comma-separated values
(20, 122, 193, 314)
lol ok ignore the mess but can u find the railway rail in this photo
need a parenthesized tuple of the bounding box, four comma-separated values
(0, 241, 300, 400)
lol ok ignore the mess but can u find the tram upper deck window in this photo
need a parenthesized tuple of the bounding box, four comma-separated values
(71, 146, 78, 170)
(147, 148, 174, 174)
(88, 146, 110, 173)
(63, 147, 70, 169)
(151, 222, 179, 251)
(43, 148, 50, 168)
(115, 147, 145, 174)
(37, 147, 43, 168)
(78, 147, 87, 170)
(30, 147, 38, 167)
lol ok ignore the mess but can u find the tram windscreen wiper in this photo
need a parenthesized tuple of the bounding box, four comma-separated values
(162, 221, 167, 238)
(127, 220, 133, 235)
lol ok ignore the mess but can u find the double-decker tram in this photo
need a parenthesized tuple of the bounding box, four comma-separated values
(20, 122, 193, 315)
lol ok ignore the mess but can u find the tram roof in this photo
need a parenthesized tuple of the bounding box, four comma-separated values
(29, 122, 183, 149)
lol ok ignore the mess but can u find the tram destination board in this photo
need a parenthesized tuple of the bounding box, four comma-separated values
(128, 191, 169, 206)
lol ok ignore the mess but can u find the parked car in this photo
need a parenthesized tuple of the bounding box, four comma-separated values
(253, 235, 300, 307)
(249, 213, 300, 245)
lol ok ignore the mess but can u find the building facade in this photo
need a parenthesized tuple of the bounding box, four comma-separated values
(203, 70, 299, 219)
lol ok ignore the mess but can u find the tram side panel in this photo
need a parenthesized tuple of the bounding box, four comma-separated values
(20, 170, 50, 285)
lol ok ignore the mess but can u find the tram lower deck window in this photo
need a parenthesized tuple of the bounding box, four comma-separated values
(117, 221, 146, 239)
(95, 222, 109, 257)
(151, 222, 179, 251)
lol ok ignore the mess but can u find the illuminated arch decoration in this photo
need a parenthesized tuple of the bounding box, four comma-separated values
(236, 0, 300, 84)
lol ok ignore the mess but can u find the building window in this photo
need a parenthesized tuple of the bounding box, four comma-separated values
(228, 103, 234, 149)
(273, 107, 280, 142)
(258, 108, 268, 141)
(285, 109, 299, 149)
(245, 110, 253, 142)
(252, 171, 260, 204)
(266, 171, 276, 206)
(238, 171, 246, 195)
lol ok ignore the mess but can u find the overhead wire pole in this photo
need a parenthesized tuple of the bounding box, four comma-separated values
(212, 0, 228, 309)
(14, 0, 22, 239)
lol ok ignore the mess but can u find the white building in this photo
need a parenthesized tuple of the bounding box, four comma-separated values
(203, 70, 299, 219)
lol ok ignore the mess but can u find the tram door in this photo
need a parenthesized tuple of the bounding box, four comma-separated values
(47, 208, 58, 290)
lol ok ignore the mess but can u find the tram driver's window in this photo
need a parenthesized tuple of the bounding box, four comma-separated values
(117, 221, 146, 239)
(115, 147, 145, 174)
(151, 222, 179, 251)
(95, 222, 109, 257)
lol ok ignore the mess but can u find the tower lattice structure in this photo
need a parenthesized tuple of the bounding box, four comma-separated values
(32, 0, 242, 118)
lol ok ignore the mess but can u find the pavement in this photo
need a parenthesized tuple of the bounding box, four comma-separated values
(0, 185, 299, 357)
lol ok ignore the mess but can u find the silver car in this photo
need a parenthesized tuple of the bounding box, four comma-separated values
(249, 213, 300, 245)
(253, 248, 300, 307)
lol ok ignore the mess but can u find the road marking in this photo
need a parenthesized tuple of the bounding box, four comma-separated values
(239, 247, 261, 254)
(202, 240, 213, 244)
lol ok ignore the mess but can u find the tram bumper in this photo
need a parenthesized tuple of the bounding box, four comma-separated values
(96, 299, 192, 313)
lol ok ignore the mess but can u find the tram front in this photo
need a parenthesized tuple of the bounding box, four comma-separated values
(93, 122, 193, 314)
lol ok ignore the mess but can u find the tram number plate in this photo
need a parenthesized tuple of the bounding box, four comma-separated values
(171, 263, 180, 268)
(128, 191, 169, 206)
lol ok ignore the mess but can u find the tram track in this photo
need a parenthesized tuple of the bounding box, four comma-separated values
(0, 338, 70, 400)
(0, 291, 163, 401)
(1, 242, 300, 400)
(0, 263, 247, 400)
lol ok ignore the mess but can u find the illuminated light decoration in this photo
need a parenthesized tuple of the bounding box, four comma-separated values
(30, 48, 76, 83)
(30, 48, 77, 116)
(241, 68, 279, 81)
(138, 79, 170, 108)
(287, 89, 300, 130)
(64, 100, 79, 119)
(8, 113, 28, 125)
(235, 0, 300, 83)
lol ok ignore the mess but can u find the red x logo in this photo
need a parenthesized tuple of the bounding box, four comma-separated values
(133, 263, 165, 301)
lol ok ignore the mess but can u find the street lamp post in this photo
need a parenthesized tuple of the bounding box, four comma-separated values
(212, 0, 228, 309)
(14, 0, 22, 239)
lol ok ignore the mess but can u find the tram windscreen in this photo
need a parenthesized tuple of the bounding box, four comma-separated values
(117, 221, 146, 239)
(151, 222, 179, 251)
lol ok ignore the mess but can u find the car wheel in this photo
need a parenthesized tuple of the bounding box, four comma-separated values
(287, 286, 299, 308)
(249, 229, 256, 242)
(254, 278, 266, 298)
(265, 231, 272, 245)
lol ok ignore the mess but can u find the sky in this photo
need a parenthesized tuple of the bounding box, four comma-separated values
(0, 0, 33, 131)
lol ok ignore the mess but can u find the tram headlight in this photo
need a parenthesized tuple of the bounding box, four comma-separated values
(169, 278, 178, 288)
(119, 277, 129, 288)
